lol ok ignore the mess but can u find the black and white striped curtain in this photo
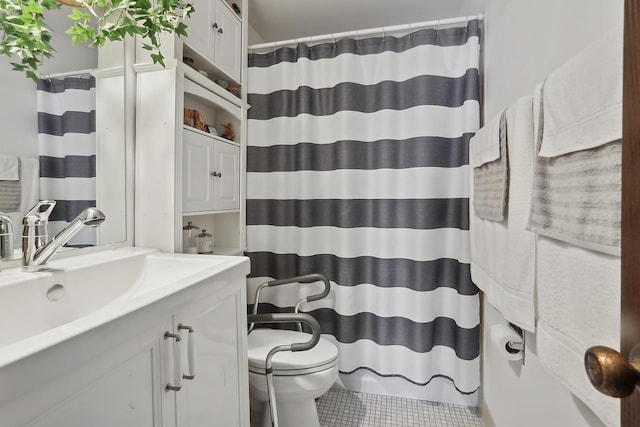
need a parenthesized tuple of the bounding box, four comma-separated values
(37, 77, 97, 246)
(247, 20, 481, 405)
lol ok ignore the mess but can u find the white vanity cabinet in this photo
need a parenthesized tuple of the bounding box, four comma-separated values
(0, 255, 250, 427)
(185, 0, 242, 82)
(183, 127, 240, 213)
(170, 287, 245, 426)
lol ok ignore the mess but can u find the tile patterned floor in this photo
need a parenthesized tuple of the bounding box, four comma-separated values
(316, 389, 484, 427)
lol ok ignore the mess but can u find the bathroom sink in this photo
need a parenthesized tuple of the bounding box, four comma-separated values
(0, 246, 241, 367)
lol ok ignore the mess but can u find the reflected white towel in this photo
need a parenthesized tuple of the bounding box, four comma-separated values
(540, 25, 622, 157)
(470, 97, 536, 332)
(7, 158, 39, 249)
(0, 155, 19, 180)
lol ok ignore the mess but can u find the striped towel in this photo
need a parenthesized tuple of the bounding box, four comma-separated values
(0, 158, 22, 212)
(527, 84, 621, 256)
(472, 111, 509, 221)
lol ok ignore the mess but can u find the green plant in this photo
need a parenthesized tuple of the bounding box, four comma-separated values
(0, 0, 194, 82)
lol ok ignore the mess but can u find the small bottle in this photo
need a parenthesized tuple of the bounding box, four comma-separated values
(182, 221, 199, 254)
(196, 229, 214, 254)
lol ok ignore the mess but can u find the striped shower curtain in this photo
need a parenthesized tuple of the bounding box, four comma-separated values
(37, 76, 97, 247)
(246, 20, 481, 405)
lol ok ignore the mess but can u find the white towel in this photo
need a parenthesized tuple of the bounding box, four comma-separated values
(469, 112, 502, 168)
(540, 25, 622, 157)
(7, 158, 39, 249)
(536, 237, 620, 427)
(527, 32, 622, 256)
(0, 155, 19, 180)
(469, 111, 509, 222)
(470, 97, 536, 332)
(533, 79, 621, 427)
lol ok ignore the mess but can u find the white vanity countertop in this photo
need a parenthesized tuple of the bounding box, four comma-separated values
(0, 246, 250, 368)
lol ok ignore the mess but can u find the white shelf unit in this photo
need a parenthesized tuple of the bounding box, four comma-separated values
(135, 0, 247, 258)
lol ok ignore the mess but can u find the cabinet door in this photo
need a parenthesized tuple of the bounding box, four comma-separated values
(184, 0, 215, 62)
(183, 129, 215, 213)
(214, 0, 242, 82)
(174, 291, 246, 426)
(213, 140, 240, 211)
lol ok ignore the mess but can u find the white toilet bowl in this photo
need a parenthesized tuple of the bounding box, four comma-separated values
(248, 329, 339, 427)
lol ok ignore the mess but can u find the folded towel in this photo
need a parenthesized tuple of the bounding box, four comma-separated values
(536, 236, 620, 427)
(528, 83, 622, 256)
(469, 112, 501, 168)
(540, 25, 622, 157)
(0, 159, 22, 212)
(471, 111, 508, 221)
(470, 97, 536, 332)
(0, 155, 19, 180)
(6, 158, 39, 249)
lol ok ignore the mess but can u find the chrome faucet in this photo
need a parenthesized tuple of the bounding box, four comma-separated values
(22, 200, 106, 272)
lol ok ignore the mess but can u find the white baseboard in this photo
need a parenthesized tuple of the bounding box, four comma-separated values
(482, 399, 497, 427)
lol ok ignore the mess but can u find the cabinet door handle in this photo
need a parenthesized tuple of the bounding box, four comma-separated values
(178, 324, 196, 380)
(212, 22, 218, 29)
(164, 331, 183, 391)
(217, 28, 224, 34)
(211, 171, 221, 178)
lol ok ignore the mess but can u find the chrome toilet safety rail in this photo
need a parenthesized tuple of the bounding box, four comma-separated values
(248, 273, 331, 333)
(247, 312, 321, 427)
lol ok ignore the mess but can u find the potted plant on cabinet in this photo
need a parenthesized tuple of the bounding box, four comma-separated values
(0, 0, 194, 81)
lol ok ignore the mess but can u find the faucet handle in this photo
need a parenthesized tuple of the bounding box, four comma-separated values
(23, 200, 56, 225)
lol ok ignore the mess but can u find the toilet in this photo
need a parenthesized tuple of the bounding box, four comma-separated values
(247, 329, 339, 427)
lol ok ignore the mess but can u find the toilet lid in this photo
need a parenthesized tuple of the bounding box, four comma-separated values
(248, 329, 338, 374)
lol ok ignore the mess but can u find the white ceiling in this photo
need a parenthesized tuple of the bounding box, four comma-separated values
(247, 0, 483, 44)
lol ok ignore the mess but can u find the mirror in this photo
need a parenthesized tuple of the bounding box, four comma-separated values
(0, 8, 128, 261)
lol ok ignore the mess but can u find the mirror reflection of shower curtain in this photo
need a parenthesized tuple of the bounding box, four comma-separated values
(37, 76, 97, 247)
(246, 20, 481, 406)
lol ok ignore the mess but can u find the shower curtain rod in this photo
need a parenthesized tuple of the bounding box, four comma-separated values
(248, 13, 484, 51)
(39, 68, 96, 79)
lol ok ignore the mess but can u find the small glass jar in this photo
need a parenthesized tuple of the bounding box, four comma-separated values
(196, 229, 214, 254)
(182, 221, 199, 254)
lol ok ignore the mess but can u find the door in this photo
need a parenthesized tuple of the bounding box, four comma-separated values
(213, 140, 240, 211)
(213, 0, 242, 81)
(184, 0, 215, 61)
(174, 292, 244, 426)
(183, 128, 215, 213)
(622, 0, 640, 424)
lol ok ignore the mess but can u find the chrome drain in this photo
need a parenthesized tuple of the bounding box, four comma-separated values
(46, 284, 65, 301)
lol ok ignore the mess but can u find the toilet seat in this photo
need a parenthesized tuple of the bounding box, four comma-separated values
(248, 329, 338, 376)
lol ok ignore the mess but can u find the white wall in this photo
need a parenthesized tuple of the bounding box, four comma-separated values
(463, 1, 623, 426)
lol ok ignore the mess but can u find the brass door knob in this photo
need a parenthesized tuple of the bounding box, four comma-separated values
(584, 345, 640, 397)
